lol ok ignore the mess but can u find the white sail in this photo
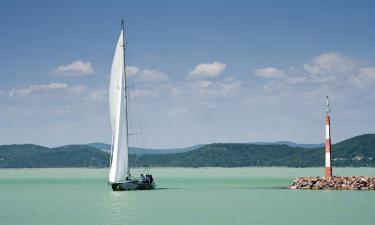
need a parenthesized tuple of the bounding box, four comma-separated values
(109, 30, 129, 183)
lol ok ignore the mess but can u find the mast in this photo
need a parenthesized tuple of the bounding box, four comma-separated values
(325, 96, 332, 177)
(121, 19, 130, 176)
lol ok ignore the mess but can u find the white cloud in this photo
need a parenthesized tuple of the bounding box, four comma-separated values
(126, 66, 140, 77)
(52, 60, 94, 76)
(348, 67, 375, 89)
(191, 77, 241, 98)
(188, 62, 226, 79)
(286, 76, 308, 84)
(138, 69, 169, 82)
(169, 106, 190, 116)
(262, 83, 274, 92)
(191, 80, 212, 89)
(86, 89, 108, 103)
(9, 83, 68, 97)
(223, 76, 235, 82)
(220, 82, 241, 95)
(67, 85, 86, 94)
(253, 67, 285, 78)
(309, 74, 337, 83)
(126, 66, 168, 82)
(256, 53, 359, 84)
(304, 52, 356, 75)
(169, 86, 185, 97)
(131, 89, 158, 98)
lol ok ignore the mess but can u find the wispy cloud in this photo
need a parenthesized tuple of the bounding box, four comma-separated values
(255, 52, 364, 85)
(304, 52, 356, 77)
(130, 89, 158, 98)
(286, 78, 307, 85)
(169, 86, 185, 97)
(189, 77, 241, 98)
(66, 85, 86, 94)
(253, 67, 285, 78)
(191, 80, 212, 89)
(138, 69, 169, 82)
(242, 52, 375, 109)
(9, 83, 68, 97)
(348, 67, 375, 89)
(126, 66, 168, 82)
(86, 89, 108, 103)
(188, 62, 226, 79)
(220, 81, 241, 95)
(169, 106, 191, 116)
(126, 66, 140, 77)
(8, 83, 87, 97)
(52, 60, 94, 77)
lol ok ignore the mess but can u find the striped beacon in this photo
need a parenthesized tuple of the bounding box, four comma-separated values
(325, 96, 332, 177)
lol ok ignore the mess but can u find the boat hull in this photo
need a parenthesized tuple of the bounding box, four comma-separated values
(111, 181, 156, 191)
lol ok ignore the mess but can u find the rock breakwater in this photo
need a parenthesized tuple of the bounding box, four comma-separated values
(288, 176, 375, 190)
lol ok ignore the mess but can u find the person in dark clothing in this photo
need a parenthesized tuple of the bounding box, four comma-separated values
(148, 175, 154, 183)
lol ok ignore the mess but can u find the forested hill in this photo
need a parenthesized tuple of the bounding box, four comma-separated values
(0, 134, 374, 168)
(0, 144, 109, 168)
(131, 134, 375, 167)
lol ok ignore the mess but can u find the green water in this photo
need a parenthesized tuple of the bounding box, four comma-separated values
(0, 167, 374, 225)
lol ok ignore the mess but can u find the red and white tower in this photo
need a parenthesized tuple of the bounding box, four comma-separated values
(325, 96, 332, 177)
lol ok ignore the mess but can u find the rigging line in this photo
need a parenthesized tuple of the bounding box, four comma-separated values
(132, 84, 146, 148)
(128, 85, 138, 151)
(122, 19, 131, 176)
(127, 86, 136, 154)
(128, 87, 137, 149)
(132, 84, 148, 170)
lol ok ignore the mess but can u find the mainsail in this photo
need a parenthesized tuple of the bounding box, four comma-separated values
(109, 30, 129, 183)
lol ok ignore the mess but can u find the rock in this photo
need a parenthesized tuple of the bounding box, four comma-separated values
(287, 176, 375, 191)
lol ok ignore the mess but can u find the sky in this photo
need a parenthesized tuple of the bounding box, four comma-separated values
(0, 0, 374, 148)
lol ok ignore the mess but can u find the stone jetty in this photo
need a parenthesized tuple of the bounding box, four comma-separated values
(288, 176, 375, 190)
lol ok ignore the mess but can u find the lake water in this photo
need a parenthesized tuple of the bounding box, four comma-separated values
(0, 167, 374, 225)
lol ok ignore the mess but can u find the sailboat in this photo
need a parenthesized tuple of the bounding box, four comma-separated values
(108, 20, 156, 191)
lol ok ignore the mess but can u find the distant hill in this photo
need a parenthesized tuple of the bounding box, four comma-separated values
(0, 134, 374, 168)
(87, 141, 321, 155)
(86, 143, 204, 155)
(86, 142, 111, 152)
(252, 141, 324, 149)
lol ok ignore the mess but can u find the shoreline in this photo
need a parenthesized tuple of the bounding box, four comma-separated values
(1, 166, 375, 169)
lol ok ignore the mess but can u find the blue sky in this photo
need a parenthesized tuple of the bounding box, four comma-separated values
(1, 0, 374, 147)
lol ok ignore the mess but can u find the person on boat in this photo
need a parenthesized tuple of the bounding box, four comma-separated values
(148, 174, 154, 183)
(144, 174, 151, 183)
